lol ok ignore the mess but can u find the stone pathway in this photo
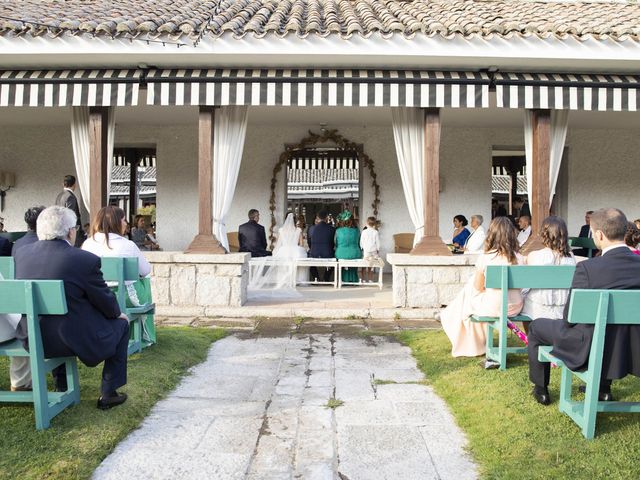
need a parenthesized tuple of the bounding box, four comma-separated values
(93, 334, 477, 480)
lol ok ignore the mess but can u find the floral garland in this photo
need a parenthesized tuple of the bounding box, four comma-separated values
(268, 129, 381, 246)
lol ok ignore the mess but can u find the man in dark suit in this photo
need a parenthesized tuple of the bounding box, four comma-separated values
(528, 208, 640, 405)
(14, 206, 130, 409)
(574, 210, 595, 256)
(238, 209, 271, 257)
(55, 174, 86, 247)
(308, 210, 335, 282)
(0, 235, 10, 256)
(11, 205, 45, 256)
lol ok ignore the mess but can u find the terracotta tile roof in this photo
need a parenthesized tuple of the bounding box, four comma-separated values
(1, 0, 639, 43)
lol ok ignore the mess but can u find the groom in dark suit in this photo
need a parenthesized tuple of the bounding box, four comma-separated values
(528, 208, 640, 405)
(238, 209, 271, 257)
(55, 174, 85, 247)
(308, 210, 335, 282)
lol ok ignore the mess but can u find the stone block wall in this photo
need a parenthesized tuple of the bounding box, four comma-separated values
(146, 252, 249, 317)
(387, 253, 478, 309)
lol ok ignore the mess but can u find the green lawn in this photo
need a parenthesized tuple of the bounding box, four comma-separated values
(0, 327, 226, 480)
(398, 329, 640, 480)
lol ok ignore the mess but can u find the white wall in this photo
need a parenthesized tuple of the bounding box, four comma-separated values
(1, 115, 638, 253)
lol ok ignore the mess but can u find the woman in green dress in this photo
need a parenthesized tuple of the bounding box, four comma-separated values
(334, 210, 362, 283)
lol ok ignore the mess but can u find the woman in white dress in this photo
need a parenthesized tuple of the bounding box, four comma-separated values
(440, 217, 524, 357)
(521, 216, 576, 320)
(249, 212, 307, 293)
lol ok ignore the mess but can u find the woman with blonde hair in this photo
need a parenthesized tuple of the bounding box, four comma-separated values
(521, 216, 576, 320)
(440, 216, 524, 358)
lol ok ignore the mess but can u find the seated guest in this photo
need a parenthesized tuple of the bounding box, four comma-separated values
(521, 216, 576, 320)
(624, 221, 640, 255)
(308, 210, 335, 282)
(527, 208, 640, 405)
(0, 273, 30, 392)
(131, 216, 150, 251)
(238, 209, 271, 257)
(462, 215, 486, 253)
(11, 205, 45, 256)
(441, 217, 524, 358)
(517, 215, 532, 247)
(335, 210, 362, 283)
(82, 206, 152, 308)
(451, 215, 471, 248)
(14, 206, 130, 409)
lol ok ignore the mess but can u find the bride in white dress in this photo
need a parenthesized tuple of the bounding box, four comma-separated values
(248, 212, 307, 296)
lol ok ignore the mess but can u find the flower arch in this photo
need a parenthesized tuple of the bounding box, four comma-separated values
(268, 129, 381, 246)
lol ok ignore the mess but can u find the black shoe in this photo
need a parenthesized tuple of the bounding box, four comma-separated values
(578, 385, 613, 401)
(532, 387, 551, 405)
(97, 391, 128, 410)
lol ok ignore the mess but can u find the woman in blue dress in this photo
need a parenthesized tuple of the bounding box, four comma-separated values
(452, 215, 471, 248)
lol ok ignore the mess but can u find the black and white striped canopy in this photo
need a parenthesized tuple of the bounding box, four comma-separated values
(495, 72, 640, 111)
(0, 69, 141, 107)
(145, 69, 490, 108)
(289, 155, 359, 170)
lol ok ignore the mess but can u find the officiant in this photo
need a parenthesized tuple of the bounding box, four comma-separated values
(239, 209, 271, 257)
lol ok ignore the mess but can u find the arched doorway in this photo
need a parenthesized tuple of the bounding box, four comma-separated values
(268, 129, 381, 246)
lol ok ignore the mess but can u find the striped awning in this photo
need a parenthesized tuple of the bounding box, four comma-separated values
(289, 156, 359, 170)
(0, 69, 141, 107)
(495, 72, 640, 112)
(145, 69, 490, 108)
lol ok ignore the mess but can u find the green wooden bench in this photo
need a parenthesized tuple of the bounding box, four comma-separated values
(471, 265, 576, 370)
(539, 289, 640, 439)
(569, 237, 597, 258)
(100, 257, 155, 355)
(0, 231, 27, 243)
(0, 256, 14, 279)
(0, 279, 80, 429)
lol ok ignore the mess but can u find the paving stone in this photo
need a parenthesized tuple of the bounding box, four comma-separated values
(418, 426, 478, 480)
(337, 425, 438, 480)
(301, 386, 334, 407)
(374, 383, 431, 402)
(335, 400, 399, 425)
(334, 369, 376, 402)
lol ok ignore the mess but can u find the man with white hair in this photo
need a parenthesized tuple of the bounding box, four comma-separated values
(13, 206, 130, 409)
(462, 215, 486, 253)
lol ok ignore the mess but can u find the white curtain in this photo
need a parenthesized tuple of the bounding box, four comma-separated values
(391, 108, 424, 246)
(524, 110, 569, 209)
(212, 106, 249, 252)
(70, 107, 116, 212)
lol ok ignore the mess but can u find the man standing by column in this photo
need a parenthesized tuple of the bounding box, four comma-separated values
(55, 175, 85, 247)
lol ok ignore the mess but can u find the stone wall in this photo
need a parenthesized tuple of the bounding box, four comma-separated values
(387, 253, 478, 309)
(146, 252, 249, 317)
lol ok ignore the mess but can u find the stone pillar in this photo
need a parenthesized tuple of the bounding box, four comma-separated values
(186, 106, 226, 254)
(89, 107, 109, 221)
(522, 109, 551, 254)
(411, 108, 452, 256)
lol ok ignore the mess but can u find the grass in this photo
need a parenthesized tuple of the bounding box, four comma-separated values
(0, 327, 226, 480)
(325, 397, 345, 409)
(398, 329, 640, 480)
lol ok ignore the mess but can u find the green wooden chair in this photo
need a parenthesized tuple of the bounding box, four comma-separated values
(569, 237, 597, 258)
(0, 279, 80, 430)
(471, 265, 576, 370)
(0, 256, 14, 279)
(0, 231, 27, 243)
(539, 289, 640, 439)
(100, 257, 155, 355)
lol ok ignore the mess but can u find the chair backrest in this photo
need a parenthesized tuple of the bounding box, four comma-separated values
(569, 237, 597, 250)
(393, 233, 414, 253)
(568, 289, 640, 325)
(99, 257, 140, 310)
(485, 265, 576, 289)
(0, 280, 67, 315)
(0, 256, 15, 279)
(0, 231, 27, 242)
(227, 231, 240, 252)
